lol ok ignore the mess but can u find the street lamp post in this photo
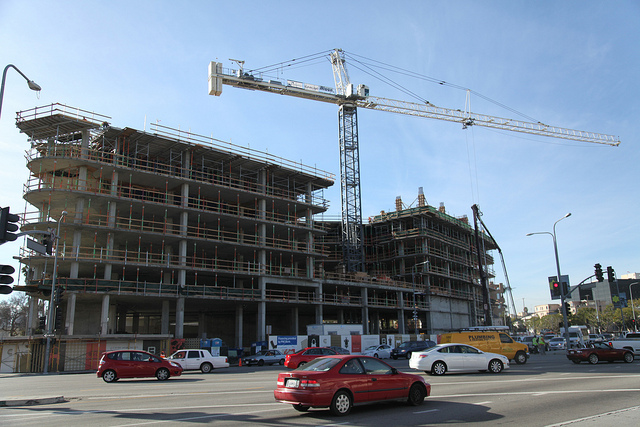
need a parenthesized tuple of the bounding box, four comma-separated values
(527, 213, 572, 348)
(43, 211, 67, 374)
(0, 64, 41, 120)
(412, 260, 429, 335)
(630, 282, 639, 332)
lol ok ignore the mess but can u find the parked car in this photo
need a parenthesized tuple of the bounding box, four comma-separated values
(566, 342, 634, 364)
(241, 349, 285, 366)
(274, 355, 430, 415)
(362, 344, 392, 359)
(548, 337, 566, 350)
(330, 346, 351, 355)
(587, 334, 605, 343)
(97, 349, 183, 383)
(409, 343, 510, 375)
(519, 336, 536, 352)
(167, 349, 229, 373)
(391, 340, 436, 359)
(284, 347, 338, 369)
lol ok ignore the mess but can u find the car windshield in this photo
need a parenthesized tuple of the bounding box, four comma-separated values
(295, 357, 340, 372)
(421, 346, 441, 353)
(365, 346, 378, 350)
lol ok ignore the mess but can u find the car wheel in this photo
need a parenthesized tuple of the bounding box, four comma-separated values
(406, 352, 412, 360)
(407, 383, 426, 406)
(330, 390, 352, 416)
(374, 353, 379, 358)
(102, 370, 117, 383)
(432, 361, 447, 376)
(588, 353, 599, 364)
(298, 361, 306, 368)
(293, 404, 309, 412)
(514, 351, 527, 365)
(279, 359, 285, 365)
(488, 359, 503, 374)
(156, 367, 170, 380)
(572, 359, 581, 364)
(624, 352, 634, 363)
(391, 355, 397, 360)
(258, 359, 265, 366)
(201, 362, 213, 373)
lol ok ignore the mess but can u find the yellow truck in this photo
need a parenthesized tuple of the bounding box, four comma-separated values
(439, 326, 529, 364)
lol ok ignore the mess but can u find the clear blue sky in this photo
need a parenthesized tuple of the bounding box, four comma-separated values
(1, 0, 637, 313)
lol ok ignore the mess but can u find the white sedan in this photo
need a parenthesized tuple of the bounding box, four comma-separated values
(409, 343, 509, 375)
(167, 349, 229, 373)
(362, 344, 392, 359)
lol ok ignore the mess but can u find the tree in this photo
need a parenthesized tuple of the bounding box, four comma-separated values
(0, 293, 29, 336)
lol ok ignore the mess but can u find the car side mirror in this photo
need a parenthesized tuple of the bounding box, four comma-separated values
(390, 367, 398, 375)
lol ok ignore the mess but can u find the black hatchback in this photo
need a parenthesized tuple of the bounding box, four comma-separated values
(391, 340, 436, 359)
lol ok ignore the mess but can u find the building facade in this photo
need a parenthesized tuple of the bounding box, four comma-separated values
(13, 103, 498, 353)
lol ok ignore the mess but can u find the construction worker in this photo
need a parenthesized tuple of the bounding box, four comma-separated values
(532, 335, 538, 354)
(538, 336, 546, 355)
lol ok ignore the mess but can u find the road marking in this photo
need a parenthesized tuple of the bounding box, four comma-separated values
(473, 401, 492, 405)
(414, 408, 439, 414)
(545, 404, 640, 426)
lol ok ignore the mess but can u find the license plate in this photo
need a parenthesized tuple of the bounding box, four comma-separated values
(285, 378, 300, 388)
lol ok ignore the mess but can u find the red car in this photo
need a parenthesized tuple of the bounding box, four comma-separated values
(275, 355, 431, 416)
(566, 342, 634, 364)
(97, 349, 183, 382)
(284, 347, 338, 369)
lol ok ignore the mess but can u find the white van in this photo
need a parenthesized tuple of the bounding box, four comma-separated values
(559, 326, 585, 348)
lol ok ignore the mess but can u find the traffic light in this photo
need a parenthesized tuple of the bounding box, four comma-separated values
(549, 277, 561, 299)
(606, 266, 615, 282)
(0, 264, 15, 294)
(54, 306, 63, 331)
(594, 263, 604, 282)
(54, 287, 64, 305)
(38, 316, 46, 330)
(43, 236, 53, 255)
(0, 207, 20, 245)
(564, 302, 571, 315)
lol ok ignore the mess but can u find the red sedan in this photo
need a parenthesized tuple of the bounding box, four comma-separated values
(274, 355, 431, 416)
(284, 347, 338, 369)
(566, 342, 634, 364)
(97, 350, 183, 382)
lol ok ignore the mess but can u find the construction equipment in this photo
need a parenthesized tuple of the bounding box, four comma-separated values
(208, 49, 620, 272)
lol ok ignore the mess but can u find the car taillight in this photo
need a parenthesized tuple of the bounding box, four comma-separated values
(301, 379, 320, 388)
(224, 358, 228, 363)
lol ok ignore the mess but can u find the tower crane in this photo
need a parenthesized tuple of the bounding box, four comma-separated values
(208, 49, 620, 273)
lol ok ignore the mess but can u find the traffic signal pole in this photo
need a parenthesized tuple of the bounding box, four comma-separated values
(43, 211, 66, 374)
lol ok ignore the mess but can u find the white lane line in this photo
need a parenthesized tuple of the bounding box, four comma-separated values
(414, 409, 439, 414)
(545, 405, 640, 426)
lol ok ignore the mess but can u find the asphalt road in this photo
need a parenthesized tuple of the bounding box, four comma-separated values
(1, 351, 639, 426)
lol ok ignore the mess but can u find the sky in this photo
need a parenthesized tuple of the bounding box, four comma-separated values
(0, 0, 638, 313)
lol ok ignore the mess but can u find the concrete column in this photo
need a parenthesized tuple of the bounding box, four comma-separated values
(100, 294, 110, 335)
(198, 312, 206, 338)
(104, 175, 118, 280)
(315, 282, 323, 324)
(235, 304, 244, 348)
(28, 296, 38, 335)
(65, 292, 76, 335)
(117, 305, 127, 333)
(257, 277, 266, 341)
(132, 312, 140, 334)
(161, 300, 170, 335)
(291, 306, 299, 335)
(175, 296, 185, 339)
(108, 305, 116, 334)
(397, 290, 405, 334)
(361, 287, 369, 334)
(70, 197, 85, 279)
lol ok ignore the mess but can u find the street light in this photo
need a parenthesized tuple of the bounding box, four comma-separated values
(527, 213, 572, 348)
(630, 282, 639, 332)
(0, 64, 41, 120)
(411, 260, 429, 335)
(43, 210, 67, 374)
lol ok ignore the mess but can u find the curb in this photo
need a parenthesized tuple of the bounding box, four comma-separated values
(0, 396, 66, 407)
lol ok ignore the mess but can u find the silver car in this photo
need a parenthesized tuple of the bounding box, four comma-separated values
(241, 349, 285, 366)
(548, 337, 566, 350)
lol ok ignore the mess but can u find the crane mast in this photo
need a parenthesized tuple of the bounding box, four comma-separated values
(207, 50, 621, 272)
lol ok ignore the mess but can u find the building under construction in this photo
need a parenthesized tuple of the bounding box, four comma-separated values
(13, 103, 499, 353)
